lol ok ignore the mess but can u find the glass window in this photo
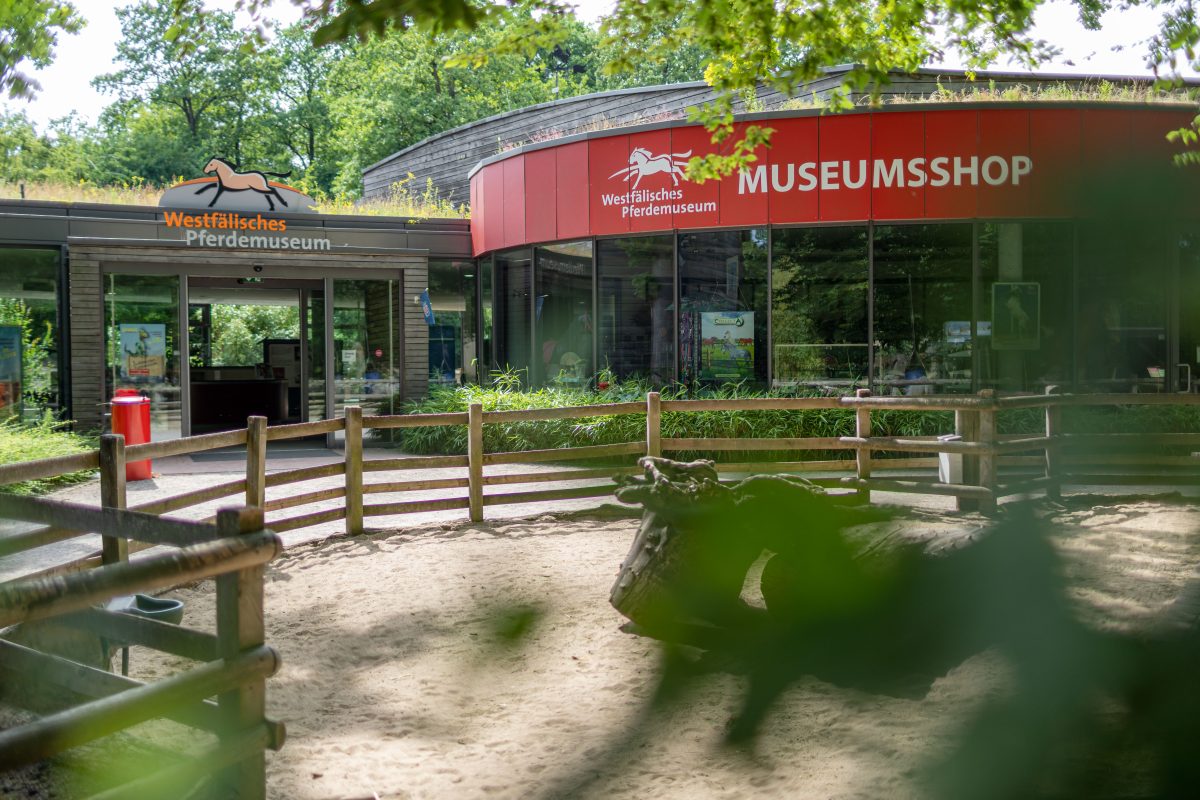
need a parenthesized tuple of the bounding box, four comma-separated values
(534, 241, 594, 387)
(462, 263, 479, 384)
(597, 236, 675, 386)
(480, 257, 493, 376)
(1076, 222, 1167, 392)
(771, 227, 869, 391)
(677, 229, 767, 387)
(428, 260, 472, 386)
(333, 279, 402, 418)
(105, 274, 182, 439)
(978, 222, 1074, 393)
(0, 248, 62, 420)
(873, 224, 974, 394)
(494, 249, 532, 382)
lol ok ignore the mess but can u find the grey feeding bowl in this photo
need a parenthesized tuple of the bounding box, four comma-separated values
(107, 594, 185, 625)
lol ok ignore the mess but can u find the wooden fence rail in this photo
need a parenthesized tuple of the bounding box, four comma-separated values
(6, 389, 1200, 585)
(0, 504, 284, 799)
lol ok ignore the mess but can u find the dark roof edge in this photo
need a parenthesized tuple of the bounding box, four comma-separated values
(467, 97, 1197, 179)
(360, 81, 711, 175)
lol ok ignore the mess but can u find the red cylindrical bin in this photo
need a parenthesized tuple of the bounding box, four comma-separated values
(111, 389, 153, 481)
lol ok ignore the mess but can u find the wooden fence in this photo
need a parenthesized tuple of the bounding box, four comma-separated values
(0, 500, 284, 799)
(4, 388, 1200, 580)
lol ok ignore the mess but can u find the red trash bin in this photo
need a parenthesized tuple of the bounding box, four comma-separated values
(111, 389, 153, 481)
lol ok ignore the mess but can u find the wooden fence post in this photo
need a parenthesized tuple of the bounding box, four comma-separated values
(468, 403, 483, 523)
(99, 434, 128, 566)
(854, 388, 871, 503)
(955, 409, 981, 513)
(344, 406, 364, 536)
(1044, 385, 1062, 499)
(215, 506, 268, 800)
(646, 392, 661, 459)
(977, 389, 997, 513)
(245, 417, 267, 510)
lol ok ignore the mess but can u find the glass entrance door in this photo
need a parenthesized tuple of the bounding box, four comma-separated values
(332, 278, 403, 418)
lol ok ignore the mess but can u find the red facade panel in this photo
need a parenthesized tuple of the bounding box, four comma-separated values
(870, 112, 924, 220)
(976, 109, 1031, 219)
(523, 148, 557, 244)
(588, 134, 630, 236)
(470, 170, 482, 255)
(719, 122, 770, 227)
(766, 116, 819, 224)
(482, 163, 504, 253)
(1027, 108, 1080, 217)
(555, 141, 590, 240)
(670, 125, 721, 229)
(923, 110, 978, 219)
(500, 156, 526, 249)
(818, 114, 872, 221)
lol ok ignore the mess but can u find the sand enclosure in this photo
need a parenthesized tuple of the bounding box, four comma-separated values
(114, 496, 1200, 800)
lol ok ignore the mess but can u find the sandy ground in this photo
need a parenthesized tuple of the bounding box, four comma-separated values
(70, 494, 1195, 800)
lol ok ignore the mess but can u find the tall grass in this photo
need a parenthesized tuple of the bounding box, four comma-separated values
(0, 414, 95, 495)
(0, 175, 469, 220)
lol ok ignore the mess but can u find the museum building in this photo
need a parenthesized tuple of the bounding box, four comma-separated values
(3, 68, 1200, 436)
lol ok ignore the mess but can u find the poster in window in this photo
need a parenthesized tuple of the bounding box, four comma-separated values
(991, 282, 1040, 351)
(700, 311, 754, 381)
(120, 323, 167, 379)
(0, 325, 22, 418)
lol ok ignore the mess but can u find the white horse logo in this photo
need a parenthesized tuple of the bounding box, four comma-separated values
(609, 148, 693, 189)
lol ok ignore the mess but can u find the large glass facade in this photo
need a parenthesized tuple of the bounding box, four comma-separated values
(771, 227, 869, 390)
(678, 230, 768, 387)
(470, 219, 1190, 395)
(105, 274, 182, 439)
(534, 241, 594, 386)
(873, 224, 975, 394)
(597, 236, 674, 384)
(0, 248, 62, 420)
(494, 249, 532, 381)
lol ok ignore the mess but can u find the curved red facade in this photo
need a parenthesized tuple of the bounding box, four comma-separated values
(469, 105, 1196, 256)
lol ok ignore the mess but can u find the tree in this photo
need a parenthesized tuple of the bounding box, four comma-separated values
(215, 0, 1200, 176)
(0, 0, 83, 99)
(93, 1, 245, 143)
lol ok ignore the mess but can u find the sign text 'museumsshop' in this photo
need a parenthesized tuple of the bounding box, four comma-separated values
(738, 154, 1034, 195)
(164, 211, 331, 251)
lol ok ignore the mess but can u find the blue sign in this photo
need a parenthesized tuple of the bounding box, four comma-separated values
(419, 291, 435, 325)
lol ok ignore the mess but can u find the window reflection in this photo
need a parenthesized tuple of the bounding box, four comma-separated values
(597, 236, 674, 386)
(873, 224, 974, 394)
(1075, 222, 1166, 392)
(494, 249, 532, 381)
(534, 241, 593, 387)
(678, 229, 768, 387)
(0, 248, 61, 420)
(978, 223, 1074, 392)
(771, 227, 869, 391)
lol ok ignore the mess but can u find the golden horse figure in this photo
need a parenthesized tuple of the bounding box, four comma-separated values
(195, 157, 291, 211)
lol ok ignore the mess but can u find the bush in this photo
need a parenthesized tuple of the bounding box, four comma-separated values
(384, 379, 959, 461)
(0, 414, 95, 495)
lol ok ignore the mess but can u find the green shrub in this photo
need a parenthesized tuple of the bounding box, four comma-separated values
(383, 379, 958, 461)
(381, 376, 1200, 461)
(0, 414, 95, 495)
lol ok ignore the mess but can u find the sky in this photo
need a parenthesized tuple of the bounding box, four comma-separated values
(4, 0, 1194, 131)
